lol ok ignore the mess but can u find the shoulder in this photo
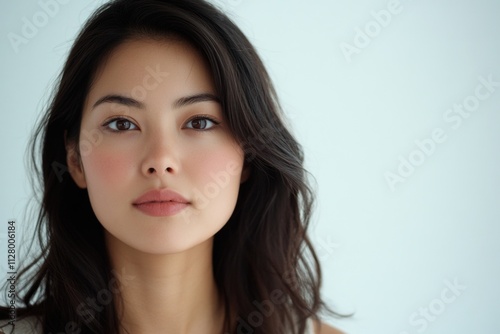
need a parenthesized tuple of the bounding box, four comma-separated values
(0, 316, 42, 334)
(311, 319, 345, 334)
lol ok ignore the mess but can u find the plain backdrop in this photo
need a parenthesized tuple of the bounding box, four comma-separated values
(1, 0, 499, 333)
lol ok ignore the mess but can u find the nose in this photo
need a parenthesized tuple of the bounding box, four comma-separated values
(141, 132, 180, 177)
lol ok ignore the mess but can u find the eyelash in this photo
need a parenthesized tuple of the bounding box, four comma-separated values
(102, 117, 138, 132)
(185, 114, 221, 131)
(102, 115, 221, 133)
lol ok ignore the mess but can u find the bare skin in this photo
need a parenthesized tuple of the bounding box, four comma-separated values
(314, 319, 345, 334)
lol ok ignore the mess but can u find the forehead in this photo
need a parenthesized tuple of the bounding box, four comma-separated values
(85, 37, 216, 108)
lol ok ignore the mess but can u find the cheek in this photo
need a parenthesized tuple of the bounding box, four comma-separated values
(187, 145, 244, 190)
(81, 145, 135, 193)
(187, 147, 243, 226)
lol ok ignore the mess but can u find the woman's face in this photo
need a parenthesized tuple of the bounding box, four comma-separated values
(67, 38, 247, 255)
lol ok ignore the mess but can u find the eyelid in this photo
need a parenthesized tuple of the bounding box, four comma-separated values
(102, 116, 139, 132)
(183, 114, 221, 130)
(100, 114, 221, 132)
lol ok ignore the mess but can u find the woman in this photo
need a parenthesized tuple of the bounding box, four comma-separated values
(1, 0, 345, 333)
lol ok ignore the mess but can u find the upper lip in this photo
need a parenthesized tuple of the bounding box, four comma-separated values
(133, 188, 190, 205)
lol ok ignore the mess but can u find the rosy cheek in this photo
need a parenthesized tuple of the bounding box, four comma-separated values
(189, 147, 243, 190)
(83, 147, 134, 190)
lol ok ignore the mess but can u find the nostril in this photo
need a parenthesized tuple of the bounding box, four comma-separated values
(146, 167, 173, 174)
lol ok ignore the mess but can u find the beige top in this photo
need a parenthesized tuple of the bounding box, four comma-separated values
(0, 316, 314, 333)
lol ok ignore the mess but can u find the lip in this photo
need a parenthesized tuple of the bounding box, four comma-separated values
(133, 188, 190, 217)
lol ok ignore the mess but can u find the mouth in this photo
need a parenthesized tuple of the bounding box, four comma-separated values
(133, 201, 189, 217)
(132, 188, 190, 217)
(135, 199, 187, 204)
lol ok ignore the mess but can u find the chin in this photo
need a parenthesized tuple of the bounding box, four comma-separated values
(107, 230, 213, 256)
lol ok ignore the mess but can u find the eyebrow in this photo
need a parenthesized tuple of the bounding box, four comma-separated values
(91, 93, 220, 110)
(174, 93, 220, 109)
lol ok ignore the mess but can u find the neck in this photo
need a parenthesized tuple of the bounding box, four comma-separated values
(106, 235, 225, 334)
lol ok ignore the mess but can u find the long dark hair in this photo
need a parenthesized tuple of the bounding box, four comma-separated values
(1, 0, 342, 332)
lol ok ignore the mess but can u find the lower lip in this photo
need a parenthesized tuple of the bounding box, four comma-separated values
(133, 202, 189, 217)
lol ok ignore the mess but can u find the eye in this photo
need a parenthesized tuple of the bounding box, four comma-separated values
(103, 117, 138, 132)
(184, 115, 220, 130)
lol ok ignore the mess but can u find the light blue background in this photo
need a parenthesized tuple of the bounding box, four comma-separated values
(1, 0, 499, 333)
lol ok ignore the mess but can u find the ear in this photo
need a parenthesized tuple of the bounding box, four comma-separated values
(240, 163, 251, 184)
(65, 132, 87, 189)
